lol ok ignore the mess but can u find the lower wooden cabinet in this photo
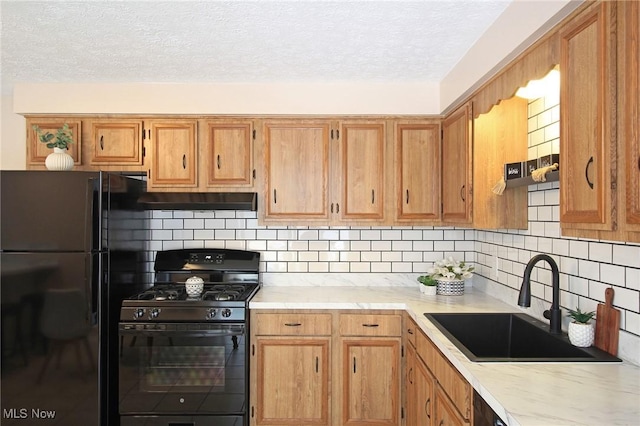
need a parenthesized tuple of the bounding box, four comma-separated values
(253, 337, 330, 425)
(406, 342, 435, 425)
(250, 310, 402, 426)
(341, 338, 400, 425)
(405, 317, 472, 426)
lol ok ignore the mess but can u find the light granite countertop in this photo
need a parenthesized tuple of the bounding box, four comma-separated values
(249, 285, 640, 426)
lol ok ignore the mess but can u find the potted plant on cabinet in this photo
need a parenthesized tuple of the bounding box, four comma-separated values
(567, 307, 595, 347)
(427, 256, 474, 296)
(33, 123, 75, 170)
(417, 275, 437, 296)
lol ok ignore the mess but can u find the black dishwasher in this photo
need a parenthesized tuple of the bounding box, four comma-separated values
(474, 391, 507, 426)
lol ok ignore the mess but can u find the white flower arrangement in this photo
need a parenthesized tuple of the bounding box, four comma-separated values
(426, 256, 474, 281)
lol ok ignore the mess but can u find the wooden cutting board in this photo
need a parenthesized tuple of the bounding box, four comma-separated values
(594, 287, 620, 356)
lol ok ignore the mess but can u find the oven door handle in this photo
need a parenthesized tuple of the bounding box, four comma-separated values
(119, 323, 245, 337)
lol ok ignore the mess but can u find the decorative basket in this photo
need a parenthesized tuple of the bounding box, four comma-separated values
(436, 279, 465, 296)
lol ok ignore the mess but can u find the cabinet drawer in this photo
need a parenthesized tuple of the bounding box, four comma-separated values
(339, 314, 402, 336)
(406, 316, 418, 348)
(415, 329, 437, 368)
(253, 313, 332, 336)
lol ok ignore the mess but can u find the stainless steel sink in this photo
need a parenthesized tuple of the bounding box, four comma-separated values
(424, 312, 621, 362)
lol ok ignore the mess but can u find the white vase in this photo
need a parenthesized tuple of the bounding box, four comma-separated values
(436, 278, 465, 296)
(45, 147, 74, 170)
(568, 322, 594, 347)
(419, 285, 437, 296)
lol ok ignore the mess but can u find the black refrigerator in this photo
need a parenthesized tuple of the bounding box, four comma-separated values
(0, 171, 149, 426)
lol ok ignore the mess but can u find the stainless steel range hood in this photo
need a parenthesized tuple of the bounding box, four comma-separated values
(137, 192, 257, 211)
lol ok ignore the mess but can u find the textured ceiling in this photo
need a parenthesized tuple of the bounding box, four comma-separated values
(1, 1, 512, 95)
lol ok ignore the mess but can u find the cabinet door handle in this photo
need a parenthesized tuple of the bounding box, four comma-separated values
(407, 329, 414, 335)
(585, 156, 594, 189)
(353, 357, 357, 373)
(408, 367, 414, 384)
(425, 398, 431, 419)
(315, 356, 319, 373)
(284, 322, 301, 327)
(406, 189, 409, 204)
(637, 156, 640, 171)
(362, 323, 379, 327)
(371, 189, 375, 204)
(336, 203, 339, 213)
(217, 155, 221, 169)
(273, 189, 277, 204)
(182, 155, 186, 169)
(99, 135, 104, 150)
(460, 184, 465, 202)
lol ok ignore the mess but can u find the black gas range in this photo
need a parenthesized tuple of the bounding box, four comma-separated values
(118, 248, 260, 426)
(121, 248, 260, 323)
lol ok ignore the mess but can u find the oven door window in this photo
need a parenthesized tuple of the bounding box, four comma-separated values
(119, 324, 246, 416)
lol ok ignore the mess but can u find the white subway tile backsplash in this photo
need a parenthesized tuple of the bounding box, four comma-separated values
(569, 240, 590, 259)
(600, 263, 626, 286)
(267, 240, 287, 251)
(320, 229, 340, 240)
(382, 251, 402, 262)
(319, 251, 340, 262)
(298, 229, 319, 240)
(627, 268, 640, 291)
(609, 286, 640, 312)
(205, 218, 226, 229)
(308, 262, 329, 272)
(329, 262, 350, 273)
(579, 259, 600, 281)
(371, 240, 392, 251)
(392, 241, 413, 251)
(613, 245, 640, 268)
(360, 230, 381, 240)
(309, 240, 330, 251)
(288, 240, 309, 251)
(299, 251, 319, 262)
(278, 251, 298, 262)
(382, 230, 402, 240)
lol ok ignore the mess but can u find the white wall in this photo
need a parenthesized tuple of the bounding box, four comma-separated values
(1, 95, 26, 170)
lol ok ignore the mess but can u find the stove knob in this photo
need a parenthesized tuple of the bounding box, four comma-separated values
(133, 308, 145, 320)
(221, 308, 232, 318)
(149, 308, 161, 319)
(206, 308, 217, 320)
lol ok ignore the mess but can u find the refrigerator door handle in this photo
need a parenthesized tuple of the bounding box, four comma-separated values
(85, 177, 97, 252)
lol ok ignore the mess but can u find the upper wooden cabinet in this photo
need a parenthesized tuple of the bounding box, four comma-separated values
(559, 1, 616, 232)
(621, 0, 640, 241)
(441, 103, 473, 225)
(26, 117, 82, 168)
(203, 120, 254, 188)
(146, 119, 197, 189)
(88, 119, 143, 165)
(472, 97, 528, 230)
(336, 121, 386, 222)
(262, 119, 387, 224)
(263, 120, 331, 221)
(394, 121, 441, 223)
